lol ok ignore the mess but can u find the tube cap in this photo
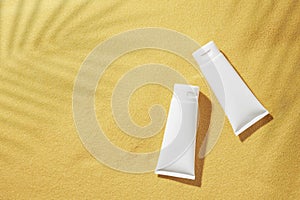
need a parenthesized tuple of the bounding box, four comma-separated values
(173, 84, 199, 102)
(192, 41, 220, 65)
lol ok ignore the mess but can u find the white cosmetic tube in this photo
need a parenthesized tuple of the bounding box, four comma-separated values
(193, 41, 269, 136)
(155, 84, 199, 179)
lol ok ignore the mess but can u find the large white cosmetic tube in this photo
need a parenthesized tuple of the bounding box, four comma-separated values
(155, 84, 199, 179)
(193, 41, 269, 136)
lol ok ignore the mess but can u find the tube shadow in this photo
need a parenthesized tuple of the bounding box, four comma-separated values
(158, 92, 212, 187)
(221, 50, 274, 141)
(239, 114, 273, 142)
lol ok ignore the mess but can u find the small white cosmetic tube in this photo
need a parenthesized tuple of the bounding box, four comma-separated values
(155, 84, 199, 180)
(193, 41, 269, 136)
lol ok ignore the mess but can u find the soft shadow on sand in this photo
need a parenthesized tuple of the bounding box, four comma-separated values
(238, 114, 273, 142)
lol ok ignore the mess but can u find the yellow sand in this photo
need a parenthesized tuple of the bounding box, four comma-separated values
(1, 0, 299, 199)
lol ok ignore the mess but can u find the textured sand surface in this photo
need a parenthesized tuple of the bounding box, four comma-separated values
(1, 0, 299, 199)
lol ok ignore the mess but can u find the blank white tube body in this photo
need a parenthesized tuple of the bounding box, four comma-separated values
(193, 41, 269, 136)
(155, 84, 199, 179)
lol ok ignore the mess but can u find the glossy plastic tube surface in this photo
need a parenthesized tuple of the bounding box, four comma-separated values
(155, 84, 199, 179)
(193, 41, 269, 136)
